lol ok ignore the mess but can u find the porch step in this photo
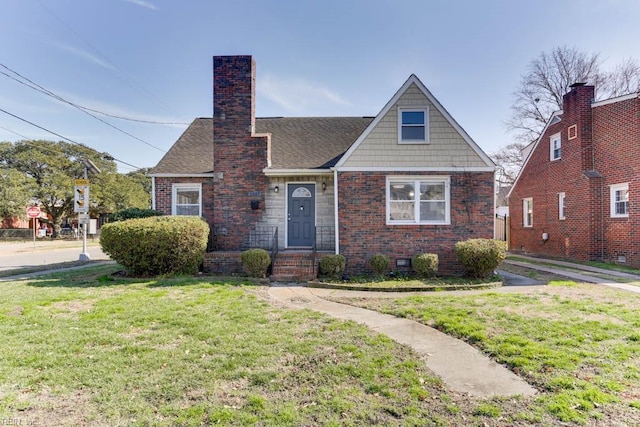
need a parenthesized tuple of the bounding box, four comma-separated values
(271, 252, 317, 282)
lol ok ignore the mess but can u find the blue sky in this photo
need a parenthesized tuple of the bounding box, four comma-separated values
(1, 0, 639, 172)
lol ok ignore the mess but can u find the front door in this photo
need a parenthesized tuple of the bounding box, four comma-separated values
(287, 184, 315, 247)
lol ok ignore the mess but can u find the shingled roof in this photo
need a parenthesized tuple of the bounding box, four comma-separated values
(152, 116, 373, 174)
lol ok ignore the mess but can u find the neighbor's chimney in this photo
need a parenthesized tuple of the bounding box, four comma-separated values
(563, 82, 595, 171)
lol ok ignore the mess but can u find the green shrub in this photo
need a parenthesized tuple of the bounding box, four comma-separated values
(109, 208, 163, 222)
(100, 216, 209, 277)
(370, 253, 390, 275)
(240, 249, 271, 278)
(319, 254, 346, 278)
(455, 238, 507, 278)
(412, 253, 438, 277)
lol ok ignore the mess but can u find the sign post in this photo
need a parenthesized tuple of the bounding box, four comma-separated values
(26, 206, 41, 248)
(76, 160, 100, 261)
(75, 178, 91, 261)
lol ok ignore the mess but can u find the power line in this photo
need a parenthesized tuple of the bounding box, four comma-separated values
(0, 65, 188, 125)
(0, 64, 168, 152)
(0, 109, 141, 170)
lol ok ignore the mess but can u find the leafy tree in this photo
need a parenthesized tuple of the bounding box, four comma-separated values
(507, 46, 640, 144)
(0, 167, 34, 219)
(0, 140, 150, 236)
(126, 167, 153, 196)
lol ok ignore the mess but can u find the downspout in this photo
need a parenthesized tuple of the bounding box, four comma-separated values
(151, 176, 156, 210)
(333, 168, 339, 254)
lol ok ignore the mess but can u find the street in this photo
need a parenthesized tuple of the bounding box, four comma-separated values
(0, 239, 108, 272)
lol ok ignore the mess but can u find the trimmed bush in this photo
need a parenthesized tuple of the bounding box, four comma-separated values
(109, 208, 163, 222)
(370, 253, 391, 275)
(240, 249, 271, 278)
(100, 216, 209, 277)
(319, 254, 346, 278)
(455, 238, 507, 278)
(412, 253, 438, 278)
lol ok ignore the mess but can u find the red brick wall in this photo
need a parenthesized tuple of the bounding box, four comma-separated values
(337, 171, 494, 275)
(203, 251, 244, 275)
(212, 56, 269, 250)
(154, 177, 215, 225)
(510, 86, 596, 261)
(593, 96, 640, 265)
(510, 86, 640, 267)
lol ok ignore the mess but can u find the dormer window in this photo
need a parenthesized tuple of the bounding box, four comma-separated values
(550, 133, 561, 161)
(398, 108, 429, 143)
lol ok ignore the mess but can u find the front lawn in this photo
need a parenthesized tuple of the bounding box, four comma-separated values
(2, 266, 640, 425)
(334, 280, 640, 425)
(0, 265, 497, 426)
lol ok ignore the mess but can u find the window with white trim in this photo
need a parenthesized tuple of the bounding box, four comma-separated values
(610, 183, 629, 218)
(523, 197, 533, 227)
(398, 108, 429, 143)
(550, 133, 561, 161)
(558, 192, 566, 220)
(387, 176, 450, 225)
(172, 183, 202, 216)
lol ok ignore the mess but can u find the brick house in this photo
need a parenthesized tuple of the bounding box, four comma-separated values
(508, 83, 640, 267)
(150, 55, 495, 279)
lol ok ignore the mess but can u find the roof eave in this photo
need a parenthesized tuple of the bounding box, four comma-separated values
(263, 168, 333, 176)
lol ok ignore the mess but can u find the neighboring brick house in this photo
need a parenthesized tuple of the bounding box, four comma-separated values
(150, 55, 495, 278)
(509, 83, 640, 267)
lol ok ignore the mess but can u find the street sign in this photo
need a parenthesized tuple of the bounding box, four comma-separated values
(74, 184, 90, 213)
(78, 213, 90, 225)
(26, 206, 41, 218)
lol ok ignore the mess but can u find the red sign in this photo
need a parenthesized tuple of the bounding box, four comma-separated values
(26, 206, 41, 218)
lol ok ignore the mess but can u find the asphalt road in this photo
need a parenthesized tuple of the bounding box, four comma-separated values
(0, 239, 108, 271)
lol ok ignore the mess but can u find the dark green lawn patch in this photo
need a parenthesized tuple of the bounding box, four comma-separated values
(334, 282, 640, 424)
(311, 274, 502, 292)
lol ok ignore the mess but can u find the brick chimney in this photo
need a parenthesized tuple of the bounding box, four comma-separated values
(212, 55, 269, 250)
(563, 82, 595, 171)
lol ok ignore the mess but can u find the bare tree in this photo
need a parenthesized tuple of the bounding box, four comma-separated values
(506, 46, 640, 144)
(491, 141, 527, 187)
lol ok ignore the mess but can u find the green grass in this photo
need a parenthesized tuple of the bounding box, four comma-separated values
(0, 265, 492, 426)
(341, 281, 640, 424)
(4, 266, 640, 425)
(317, 274, 502, 291)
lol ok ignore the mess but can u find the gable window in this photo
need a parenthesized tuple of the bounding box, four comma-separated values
(398, 108, 429, 143)
(610, 183, 629, 218)
(523, 197, 533, 227)
(172, 183, 202, 216)
(558, 192, 566, 220)
(550, 133, 561, 161)
(387, 176, 450, 225)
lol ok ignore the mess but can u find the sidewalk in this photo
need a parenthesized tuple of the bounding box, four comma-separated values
(268, 284, 537, 398)
(504, 255, 640, 294)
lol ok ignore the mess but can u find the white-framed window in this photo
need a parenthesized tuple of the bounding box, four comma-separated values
(558, 192, 566, 220)
(610, 183, 629, 218)
(172, 183, 202, 216)
(523, 197, 533, 227)
(398, 108, 429, 143)
(550, 133, 561, 161)
(386, 176, 450, 225)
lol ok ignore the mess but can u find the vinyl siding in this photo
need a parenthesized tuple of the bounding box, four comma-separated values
(341, 83, 487, 168)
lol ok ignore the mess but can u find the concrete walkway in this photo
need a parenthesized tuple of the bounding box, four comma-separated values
(505, 255, 640, 294)
(268, 284, 537, 398)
